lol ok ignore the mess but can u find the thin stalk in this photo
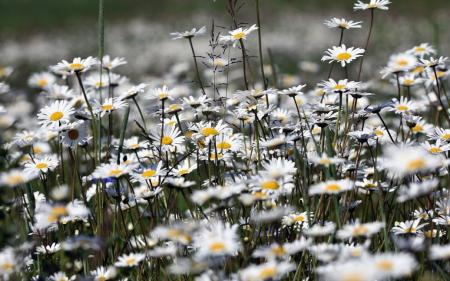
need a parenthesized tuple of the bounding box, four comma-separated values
(357, 9, 374, 81)
(187, 37, 207, 96)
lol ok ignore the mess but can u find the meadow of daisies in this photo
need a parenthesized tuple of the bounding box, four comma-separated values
(1, 0, 450, 280)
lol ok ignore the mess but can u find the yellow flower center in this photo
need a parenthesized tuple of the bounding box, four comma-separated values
(343, 273, 364, 281)
(97, 277, 107, 281)
(294, 215, 305, 222)
(50, 111, 64, 122)
(102, 104, 113, 111)
(374, 129, 384, 136)
(414, 46, 426, 53)
(232, 32, 246, 40)
(334, 84, 346, 90)
(430, 147, 442, 154)
(271, 245, 285, 256)
(202, 127, 219, 137)
(336, 52, 352, 61)
(397, 59, 409, 67)
(376, 260, 394, 271)
(217, 141, 231, 150)
(178, 169, 189, 176)
(411, 124, 423, 133)
(209, 242, 226, 252)
(406, 158, 426, 171)
(5, 175, 24, 186)
(38, 79, 48, 88)
(142, 169, 156, 178)
(125, 257, 136, 266)
(352, 225, 369, 236)
(396, 105, 409, 111)
(325, 183, 341, 192)
(109, 169, 123, 177)
(158, 92, 169, 99)
(48, 206, 68, 222)
(35, 162, 48, 170)
(319, 158, 332, 165)
(403, 79, 414, 86)
(442, 133, 450, 141)
(0, 262, 13, 271)
(161, 136, 173, 145)
(259, 267, 277, 279)
(69, 63, 84, 71)
(261, 180, 279, 190)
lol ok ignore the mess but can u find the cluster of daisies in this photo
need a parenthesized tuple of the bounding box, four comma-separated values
(1, 0, 450, 280)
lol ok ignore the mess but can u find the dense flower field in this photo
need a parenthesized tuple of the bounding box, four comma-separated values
(1, 0, 450, 280)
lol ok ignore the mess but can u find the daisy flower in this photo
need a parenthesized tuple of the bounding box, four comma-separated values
(85, 73, 109, 89)
(336, 220, 385, 239)
(44, 84, 75, 100)
(119, 83, 148, 100)
(35, 243, 61, 255)
(381, 144, 445, 178)
(309, 153, 345, 167)
(0, 169, 36, 188)
(354, 0, 391, 10)
(170, 26, 206, 39)
(148, 85, 173, 101)
(429, 244, 450, 260)
(278, 84, 307, 97)
(131, 162, 166, 183)
(420, 56, 448, 68)
(319, 79, 361, 93)
(28, 72, 56, 89)
(408, 43, 436, 57)
(123, 136, 149, 151)
(391, 219, 427, 235)
(390, 97, 417, 115)
(37, 100, 75, 129)
(381, 53, 417, 78)
(397, 179, 439, 203)
(370, 253, 417, 279)
(60, 121, 89, 148)
(49, 272, 76, 281)
(149, 126, 185, 152)
(309, 179, 354, 195)
(0, 66, 13, 79)
(91, 163, 132, 179)
(282, 211, 313, 228)
(171, 159, 197, 177)
(94, 98, 127, 117)
(398, 74, 423, 87)
(52, 56, 98, 74)
(24, 155, 59, 176)
(324, 18, 362, 29)
(101, 55, 127, 70)
(219, 24, 259, 47)
(114, 253, 146, 268)
(240, 261, 295, 281)
(322, 44, 365, 67)
(90, 266, 117, 281)
(421, 140, 450, 154)
(12, 130, 39, 147)
(193, 222, 241, 259)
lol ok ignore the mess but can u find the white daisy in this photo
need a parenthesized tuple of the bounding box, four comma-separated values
(37, 100, 75, 129)
(322, 44, 365, 67)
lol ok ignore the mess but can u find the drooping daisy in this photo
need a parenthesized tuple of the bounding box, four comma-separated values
(37, 100, 75, 129)
(278, 84, 307, 97)
(219, 24, 258, 47)
(170, 26, 207, 39)
(322, 44, 365, 67)
(324, 18, 362, 29)
(101, 55, 127, 70)
(119, 83, 148, 100)
(52, 57, 98, 74)
(391, 219, 427, 235)
(354, 0, 391, 11)
(309, 179, 354, 195)
(24, 155, 59, 176)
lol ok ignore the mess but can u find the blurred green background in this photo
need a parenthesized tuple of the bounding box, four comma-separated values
(1, 0, 448, 35)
